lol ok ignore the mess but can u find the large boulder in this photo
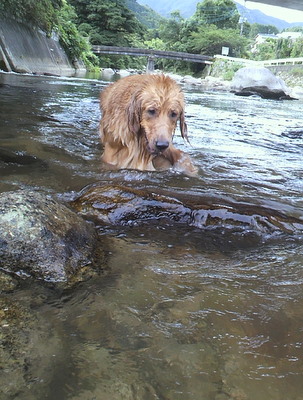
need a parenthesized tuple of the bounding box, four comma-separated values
(0, 190, 102, 283)
(231, 67, 295, 100)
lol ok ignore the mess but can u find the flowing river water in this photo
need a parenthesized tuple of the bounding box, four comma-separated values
(0, 71, 303, 400)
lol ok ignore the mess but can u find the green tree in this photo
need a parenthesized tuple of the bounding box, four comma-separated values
(0, 0, 63, 33)
(55, 1, 98, 68)
(291, 37, 303, 57)
(155, 0, 249, 73)
(144, 38, 166, 50)
(193, 0, 240, 30)
(248, 23, 279, 38)
(189, 25, 248, 57)
(252, 38, 276, 60)
(0, 0, 98, 68)
(276, 37, 292, 58)
(70, 0, 146, 46)
(158, 11, 185, 51)
(283, 26, 303, 33)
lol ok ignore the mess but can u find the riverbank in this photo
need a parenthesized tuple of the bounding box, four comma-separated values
(100, 67, 231, 90)
(100, 66, 303, 99)
(170, 66, 303, 99)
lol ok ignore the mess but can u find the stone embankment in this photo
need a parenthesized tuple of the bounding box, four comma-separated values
(0, 16, 83, 76)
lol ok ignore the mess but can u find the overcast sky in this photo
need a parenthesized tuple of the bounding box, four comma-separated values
(237, 1, 303, 23)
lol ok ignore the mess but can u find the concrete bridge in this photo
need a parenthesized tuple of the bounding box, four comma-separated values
(92, 45, 213, 72)
(252, 0, 303, 11)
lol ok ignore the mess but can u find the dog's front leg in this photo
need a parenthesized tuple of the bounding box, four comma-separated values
(162, 146, 198, 176)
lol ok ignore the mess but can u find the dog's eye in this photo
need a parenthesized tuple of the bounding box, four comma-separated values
(170, 111, 178, 118)
(147, 109, 156, 116)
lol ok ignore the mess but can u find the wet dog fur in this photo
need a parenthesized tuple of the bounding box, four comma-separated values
(99, 74, 197, 175)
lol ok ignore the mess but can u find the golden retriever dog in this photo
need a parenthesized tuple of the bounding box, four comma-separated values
(99, 74, 197, 175)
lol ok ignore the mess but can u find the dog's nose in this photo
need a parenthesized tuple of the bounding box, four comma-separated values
(155, 140, 169, 151)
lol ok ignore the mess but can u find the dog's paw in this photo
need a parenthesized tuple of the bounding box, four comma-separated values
(173, 153, 198, 177)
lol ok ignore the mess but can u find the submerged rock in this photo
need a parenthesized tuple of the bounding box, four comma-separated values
(0, 190, 102, 283)
(71, 183, 303, 235)
(0, 147, 47, 168)
(231, 67, 296, 100)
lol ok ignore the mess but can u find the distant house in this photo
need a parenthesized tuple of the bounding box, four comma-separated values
(251, 33, 278, 53)
(277, 32, 303, 40)
(251, 32, 303, 53)
(255, 33, 278, 45)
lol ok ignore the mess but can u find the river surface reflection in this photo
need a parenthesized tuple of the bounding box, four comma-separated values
(0, 72, 303, 400)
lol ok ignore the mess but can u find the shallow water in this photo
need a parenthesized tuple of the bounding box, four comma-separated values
(0, 71, 303, 400)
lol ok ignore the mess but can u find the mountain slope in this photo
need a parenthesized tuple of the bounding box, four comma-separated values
(125, 0, 163, 28)
(136, 0, 198, 18)
(236, 3, 301, 30)
(136, 0, 303, 29)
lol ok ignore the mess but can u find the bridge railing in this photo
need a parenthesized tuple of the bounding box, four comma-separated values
(92, 45, 213, 64)
(262, 57, 303, 66)
(214, 54, 303, 67)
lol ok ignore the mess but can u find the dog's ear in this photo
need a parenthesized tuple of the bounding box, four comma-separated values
(180, 111, 189, 143)
(127, 94, 141, 134)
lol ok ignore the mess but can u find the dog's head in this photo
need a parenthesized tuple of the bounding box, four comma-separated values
(127, 75, 188, 155)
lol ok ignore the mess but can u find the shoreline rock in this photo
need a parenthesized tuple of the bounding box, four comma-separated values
(231, 67, 297, 100)
(100, 67, 232, 91)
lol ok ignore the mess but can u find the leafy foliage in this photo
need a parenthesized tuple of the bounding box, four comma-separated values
(68, 0, 148, 68)
(291, 37, 303, 57)
(248, 23, 279, 38)
(70, 0, 146, 46)
(0, 0, 99, 69)
(252, 39, 276, 60)
(157, 1, 247, 57)
(290, 66, 303, 77)
(158, 11, 185, 49)
(189, 25, 248, 57)
(252, 36, 303, 60)
(193, 0, 239, 29)
(55, 2, 99, 68)
(0, 0, 63, 33)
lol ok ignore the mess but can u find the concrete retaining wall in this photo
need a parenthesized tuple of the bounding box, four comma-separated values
(267, 64, 303, 74)
(0, 16, 79, 76)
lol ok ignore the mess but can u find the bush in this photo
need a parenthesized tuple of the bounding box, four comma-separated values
(290, 66, 303, 77)
(55, 2, 99, 69)
(211, 59, 243, 80)
(222, 62, 243, 80)
(0, 0, 62, 33)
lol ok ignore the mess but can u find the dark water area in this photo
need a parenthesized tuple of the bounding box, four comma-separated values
(0, 71, 303, 400)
